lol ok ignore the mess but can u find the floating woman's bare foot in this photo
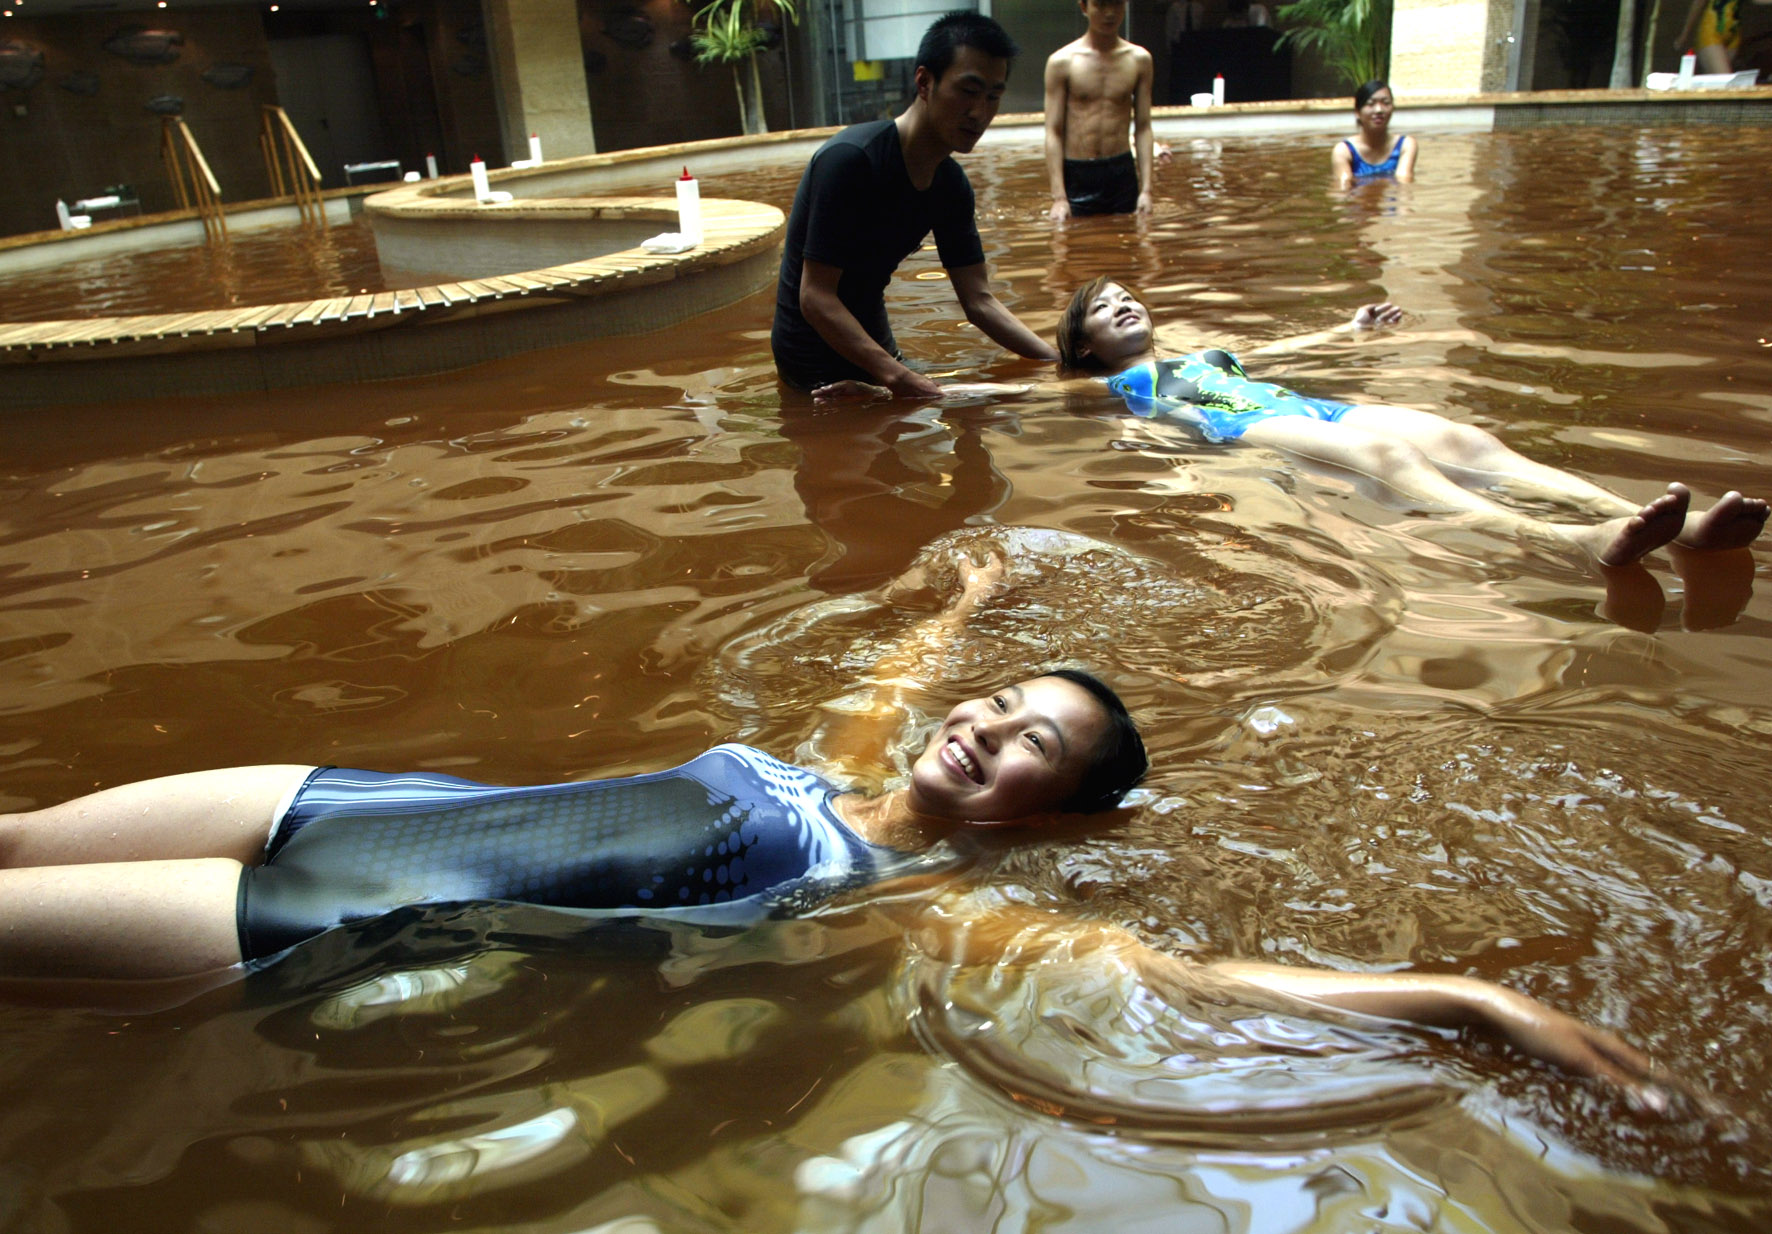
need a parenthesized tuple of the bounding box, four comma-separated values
(1676, 491, 1770, 552)
(1588, 484, 1690, 567)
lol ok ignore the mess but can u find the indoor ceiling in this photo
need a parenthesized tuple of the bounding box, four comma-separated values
(3, 0, 383, 19)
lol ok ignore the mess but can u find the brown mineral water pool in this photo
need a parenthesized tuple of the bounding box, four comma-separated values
(1, 125, 1770, 1232)
(0, 218, 389, 319)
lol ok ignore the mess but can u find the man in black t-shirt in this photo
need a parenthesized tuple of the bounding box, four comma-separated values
(772, 12, 1060, 398)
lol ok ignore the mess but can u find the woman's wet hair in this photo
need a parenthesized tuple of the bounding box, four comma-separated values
(1354, 80, 1392, 110)
(917, 11, 1019, 82)
(1056, 276, 1151, 372)
(1038, 668, 1149, 811)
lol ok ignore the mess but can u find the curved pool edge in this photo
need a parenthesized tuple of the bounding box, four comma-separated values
(0, 190, 785, 411)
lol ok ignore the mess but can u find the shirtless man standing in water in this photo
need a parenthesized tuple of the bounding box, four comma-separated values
(1045, 0, 1156, 221)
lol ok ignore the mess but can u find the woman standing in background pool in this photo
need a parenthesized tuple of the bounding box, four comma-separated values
(1332, 80, 1418, 188)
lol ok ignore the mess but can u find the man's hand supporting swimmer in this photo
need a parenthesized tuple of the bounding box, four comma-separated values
(811, 301, 1402, 404)
(801, 259, 945, 399)
(800, 259, 1057, 402)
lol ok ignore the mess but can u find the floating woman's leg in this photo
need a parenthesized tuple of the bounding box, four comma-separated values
(0, 765, 315, 869)
(1239, 418, 1688, 566)
(1329, 406, 1767, 552)
(0, 858, 244, 979)
(1335, 404, 1639, 515)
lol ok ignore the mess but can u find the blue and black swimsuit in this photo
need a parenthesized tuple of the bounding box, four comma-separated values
(1342, 136, 1407, 180)
(1104, 350, 1354, 443)
(237, 745, 915, 960)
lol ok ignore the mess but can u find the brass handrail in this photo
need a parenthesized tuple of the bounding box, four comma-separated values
(260, 105, 326, 228)
(160, 117, 228, 244)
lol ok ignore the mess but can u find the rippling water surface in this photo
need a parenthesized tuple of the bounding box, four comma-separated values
(0, 218, 387, 319)
(2, 127, 1770, 1232)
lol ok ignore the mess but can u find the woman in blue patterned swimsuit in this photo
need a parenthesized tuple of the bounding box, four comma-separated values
(1059, 276, 1768, 568)
(0, 554, 1681, 1098)
(1331, 80, 1417, 189)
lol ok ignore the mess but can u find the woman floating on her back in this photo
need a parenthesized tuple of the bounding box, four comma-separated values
(0, 547, 1688, 1107)
(1056, 277, 1768, 569)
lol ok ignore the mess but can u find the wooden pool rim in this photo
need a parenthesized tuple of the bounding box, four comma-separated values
(1, 88, 1767, 411)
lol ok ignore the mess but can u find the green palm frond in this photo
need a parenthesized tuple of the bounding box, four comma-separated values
(1275, 0, 1390, 88)
(690, 0, 797, 66)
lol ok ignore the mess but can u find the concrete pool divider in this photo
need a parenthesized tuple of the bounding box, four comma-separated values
(1, 88, 1767, 411)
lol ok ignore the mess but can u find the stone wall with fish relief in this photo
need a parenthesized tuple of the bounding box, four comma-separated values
(0, 9, 281, 238)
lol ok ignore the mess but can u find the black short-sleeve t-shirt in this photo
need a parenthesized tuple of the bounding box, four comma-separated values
(771, 120, 986, 390)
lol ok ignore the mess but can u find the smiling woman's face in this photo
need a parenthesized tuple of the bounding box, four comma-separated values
(1077, 282, 1154, 369)
(907, 676, 1112, 822)
(1356, 87, 1395, 132)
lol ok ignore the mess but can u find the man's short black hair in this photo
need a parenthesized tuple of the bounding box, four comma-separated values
(1038, 668, 1148, 812)
(916, 10, 1019, 82)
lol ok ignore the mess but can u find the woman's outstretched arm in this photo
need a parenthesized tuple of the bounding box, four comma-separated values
(1238, 302, 1403, 360)
(1201, 960, 1670, 1101)
(817, 553, 1007, 771)
(913, 892, 1682, 1107)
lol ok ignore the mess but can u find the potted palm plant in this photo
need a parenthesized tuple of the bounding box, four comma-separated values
(1275, 0, 1391, 88)
(691, 0, 798, 135)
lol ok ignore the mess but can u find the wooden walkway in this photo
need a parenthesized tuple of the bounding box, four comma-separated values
(0, 195, 783, 362)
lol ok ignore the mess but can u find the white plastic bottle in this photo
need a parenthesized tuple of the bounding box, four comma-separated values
(676, 166, 702, 247)
(1678, 50, 1696, 87)
(1213, 73, 1225, 106)
(470, 154, 490, 200)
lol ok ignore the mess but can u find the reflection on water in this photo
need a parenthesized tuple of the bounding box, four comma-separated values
(0, 219, 388, 320)
(2, 127, 1771, 1231)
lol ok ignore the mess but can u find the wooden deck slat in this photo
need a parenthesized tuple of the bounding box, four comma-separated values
(0, 323, 48, 347)
(281, 299, 334, 327)
(53, 320, 134, 345)
(551, 262, 613, 282)
(175, 309, 244, 335)
(19, 321, 95, 346)
(141, 312, 214, 338)
(119, 314, 205, 341)
(523, 270, 574, 289)
(310, 296, 355, 323)
(223, 304, 292, 331)
(337, 294, 377, 320)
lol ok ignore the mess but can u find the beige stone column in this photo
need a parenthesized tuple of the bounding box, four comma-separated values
(483, 0, 598, 160)
(1387, 0, 1517, 95)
